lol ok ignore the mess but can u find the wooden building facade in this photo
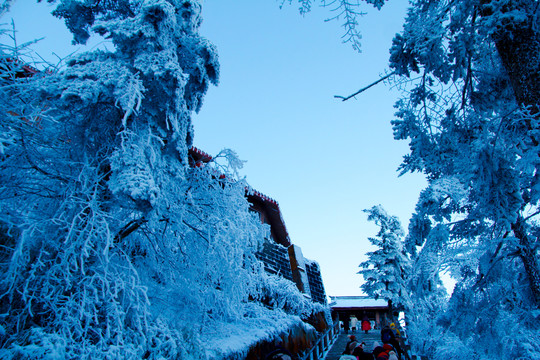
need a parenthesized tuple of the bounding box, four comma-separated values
(329, 296, 391, 330)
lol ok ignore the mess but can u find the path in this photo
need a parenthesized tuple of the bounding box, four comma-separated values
(323, 330, 381, 360)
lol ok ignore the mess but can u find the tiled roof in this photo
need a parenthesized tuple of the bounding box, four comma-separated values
(329, 296, 389, 310)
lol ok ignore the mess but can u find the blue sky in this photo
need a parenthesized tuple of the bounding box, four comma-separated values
(4, 0, 427, 298)
(196, 1, 427, 297)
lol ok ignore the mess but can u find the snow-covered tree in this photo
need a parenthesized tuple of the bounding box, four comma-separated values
(386, 1, 540, 359)
(0, 1, 328, 358)
(392, 0, 540, 303)
(358, 205, 411, 308)
(292, 0, 540, 358)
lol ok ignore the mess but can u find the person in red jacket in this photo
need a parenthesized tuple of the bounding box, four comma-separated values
(375, 343, 395, 360)
(361, 315, 372, 334)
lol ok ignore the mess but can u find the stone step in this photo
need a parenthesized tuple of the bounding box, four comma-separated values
(323, 331, 382, 360)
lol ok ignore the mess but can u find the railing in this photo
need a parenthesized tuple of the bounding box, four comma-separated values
(301, 320, 340, 360)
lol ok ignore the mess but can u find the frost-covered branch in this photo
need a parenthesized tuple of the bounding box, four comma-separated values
(283, 0, 388, 51)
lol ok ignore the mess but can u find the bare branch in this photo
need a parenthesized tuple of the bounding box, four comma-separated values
(334, 71, 395, 101)
(114, 217, 147, 243)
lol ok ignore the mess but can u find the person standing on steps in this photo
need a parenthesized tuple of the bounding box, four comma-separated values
(342, 335, 358, 355)
(389, 323, 400, 338)
(361, 315, 372, 334)
(380, 325, 403, 360)
(343, 316, 350, 334)
(351, 316, 358, 333)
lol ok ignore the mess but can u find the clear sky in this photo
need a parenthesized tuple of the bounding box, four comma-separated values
(196, 1, 427, 297)
(4, 0, 427, 298)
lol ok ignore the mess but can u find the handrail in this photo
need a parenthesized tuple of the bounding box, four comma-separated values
(300, 320, 340, 360)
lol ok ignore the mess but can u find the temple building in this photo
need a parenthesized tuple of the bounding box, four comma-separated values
(329, 295, 391, 330)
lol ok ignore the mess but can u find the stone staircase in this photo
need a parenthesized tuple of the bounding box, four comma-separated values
(323, 330, 381, 360)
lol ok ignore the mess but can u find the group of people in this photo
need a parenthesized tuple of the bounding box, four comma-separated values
(348, 315, 373, 334)
(263, 321, 404, 360)
(340, 322, 403, 360)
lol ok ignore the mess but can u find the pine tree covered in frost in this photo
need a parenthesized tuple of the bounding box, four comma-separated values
(387, 2, 540, 359)
(358, 205, 411, 309)
(0, 1, 328, 358)
(296, 0, 540, 358)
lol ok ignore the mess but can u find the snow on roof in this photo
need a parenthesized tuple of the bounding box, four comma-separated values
(204, 305, 314, 359)
(328, 296, 388, 309)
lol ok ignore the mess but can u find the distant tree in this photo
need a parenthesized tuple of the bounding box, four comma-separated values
(358, 205, 411, 308)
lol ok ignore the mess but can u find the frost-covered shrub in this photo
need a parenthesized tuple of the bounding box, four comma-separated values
(432, 333, 470, 360)
(253, 272, 329, 322)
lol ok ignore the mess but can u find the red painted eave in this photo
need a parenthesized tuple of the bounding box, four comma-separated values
(247, 190, 291, 247)
(1, 58, 41, 78)
(188, 146, 213, 166)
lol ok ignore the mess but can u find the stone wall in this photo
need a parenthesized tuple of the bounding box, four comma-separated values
(256, 238, 328, 305)
(256, 238, 293, 282)
(305, 260, 327, 305)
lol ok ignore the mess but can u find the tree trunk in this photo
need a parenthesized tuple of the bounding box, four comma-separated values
(495, 28, 540, 114)
(484, 0, 540, 112)
(482, 1, 540, 307)
(511, 217, 540, 307)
